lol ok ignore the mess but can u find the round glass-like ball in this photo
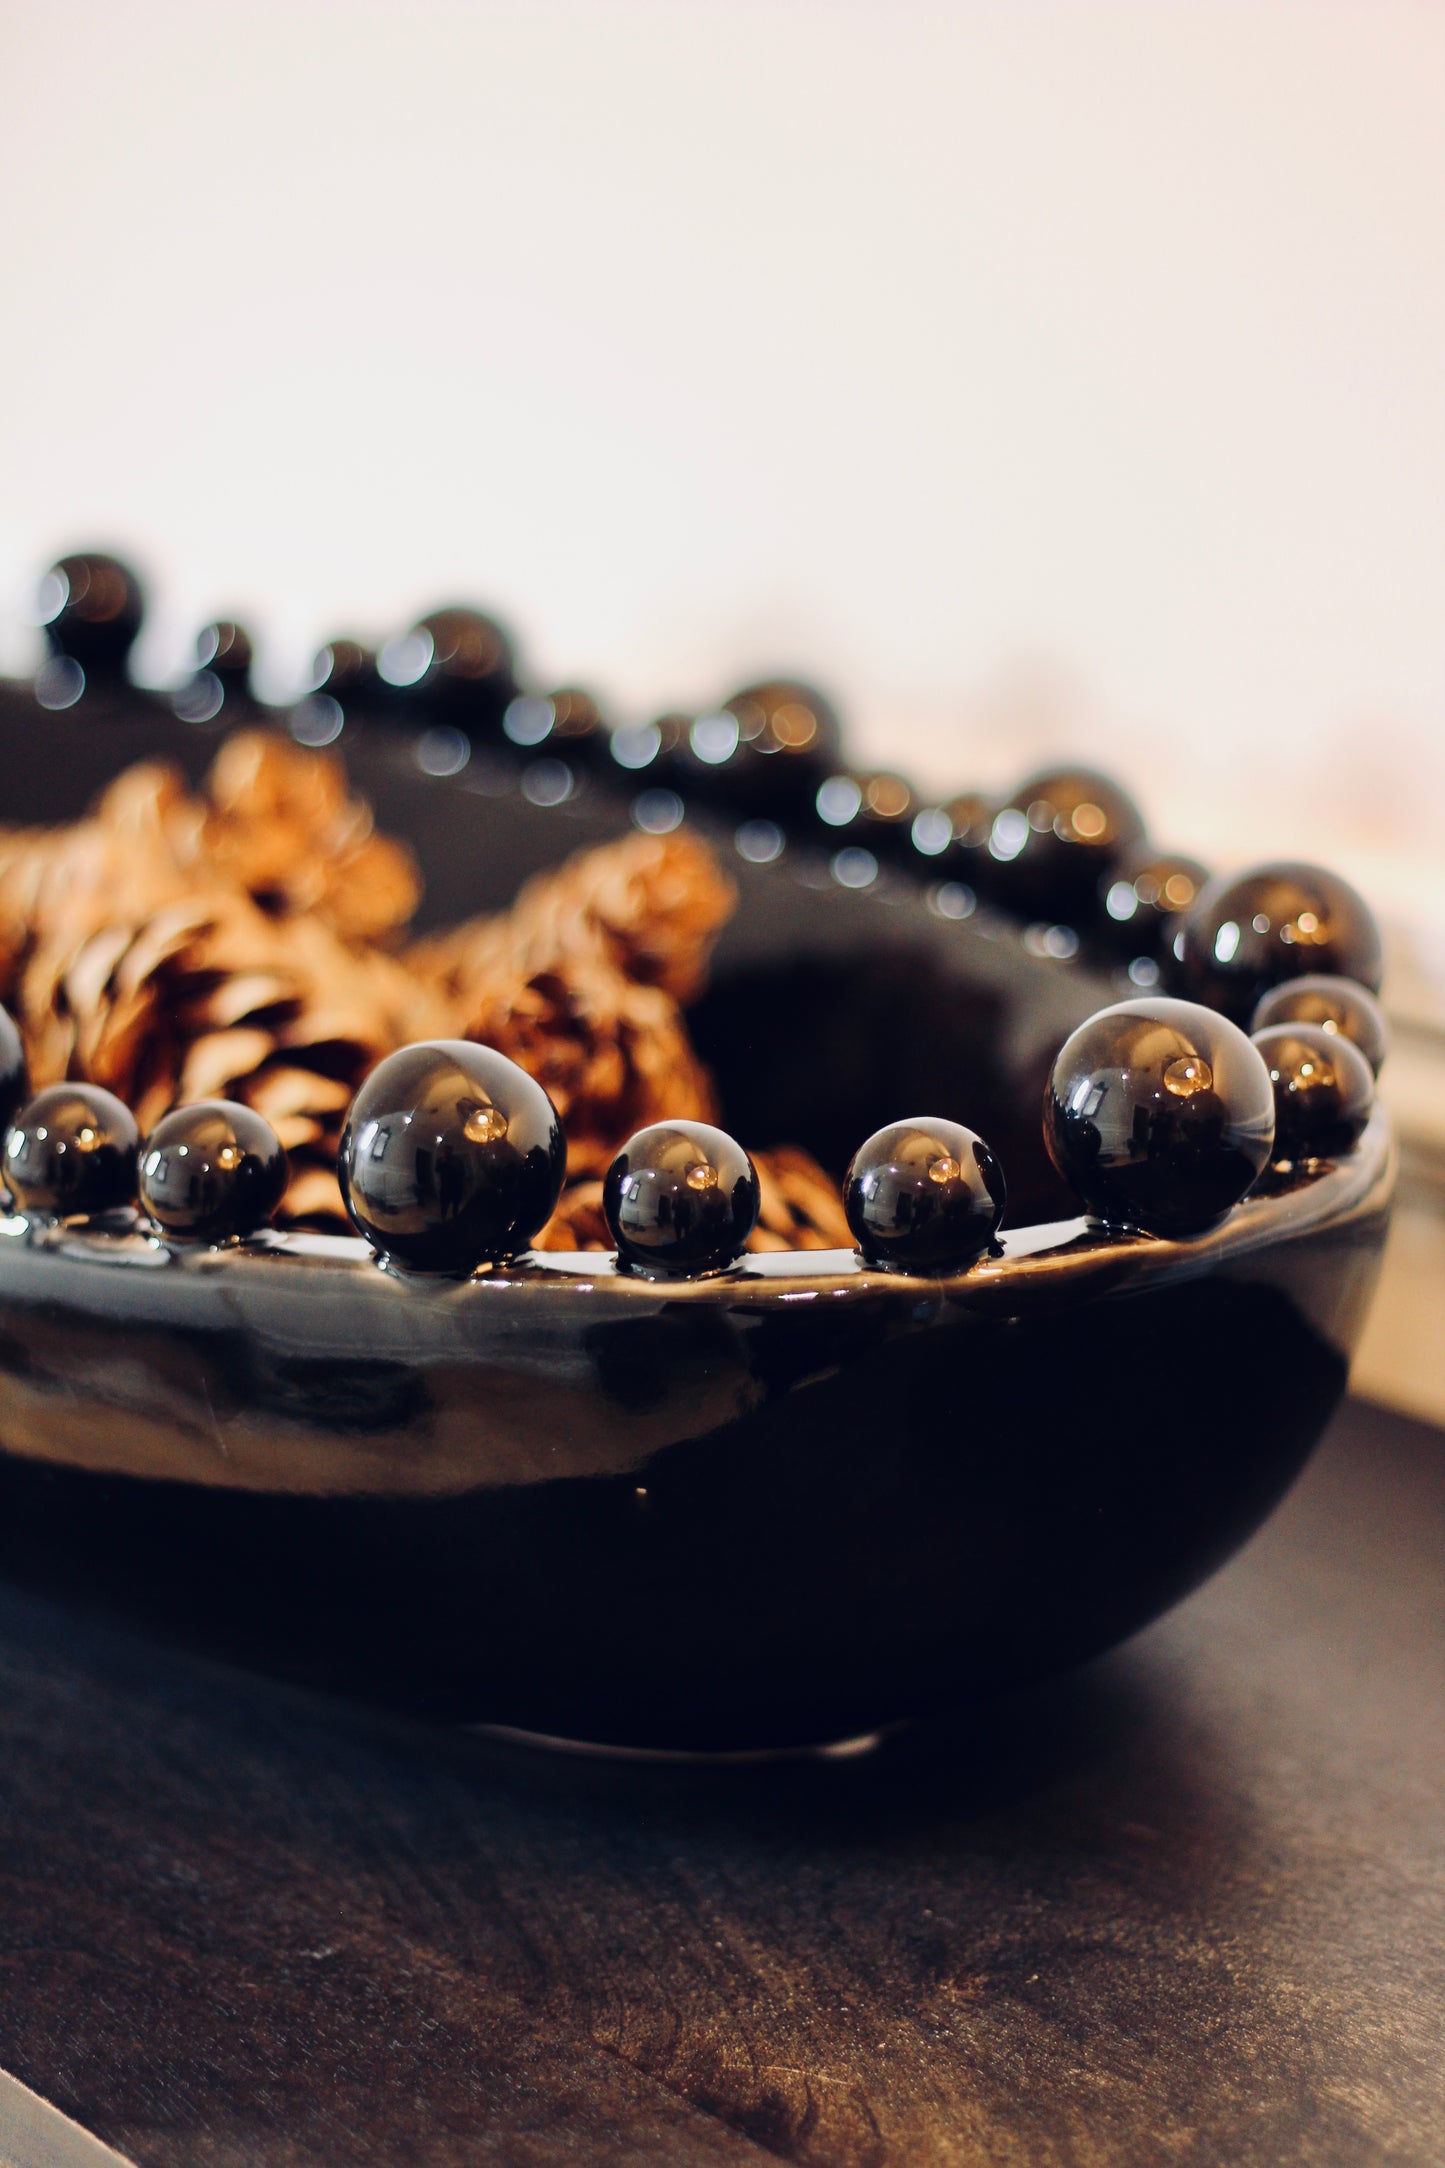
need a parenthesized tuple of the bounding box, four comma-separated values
(1044, 998, 1275, 1237)
(38, 553, 144, 672)
(311, 637, 382, 703)
(1176, 861, 1383, 1023)
(0, 1003, 29, 1143)
(4, 1083, 139, 1219)
(547, 687, 606, 744)
(726, 680, 843, 765)
(1251, 1023, 1374, 1165)
(1250, 974, 1388, 1077)
(989, 767, 1146, 919)
(603, 1120, 760, 1276)
(195, 621, 254, 684)
(396, 607, 518, 728)
(339, 1041, 565, 1274)
(140, 1101, 289, 1241)
(1099, 846, 1211, 958)
(843, 1118, 1005, 1272)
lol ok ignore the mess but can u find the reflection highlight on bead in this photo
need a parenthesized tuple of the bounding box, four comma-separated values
(690, 713, 740, 765)
(832, 847, 877, 889)
(632, 788, 684, 834)
(504, 696, 554, 747)
(610, 723, 662, 771)
(34, 657, 85, 710)
(735, 819, 784, 864)
(378, 630, 434, 686)
(290, 695, 345, 748)
(929, 882, 976, 921)
(989, 807, 1029, 861)
(817, 776, 862, 827)
(173, 671, 225, 725)
(522, 758, 573, 806)
(415, 726, 471, 778)
(911, 807, 952, 857)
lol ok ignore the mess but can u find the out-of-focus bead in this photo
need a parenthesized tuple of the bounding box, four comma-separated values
(1177, 861, 1384, 1023)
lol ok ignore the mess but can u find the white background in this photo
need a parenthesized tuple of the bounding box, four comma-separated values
(1, 1, 1442, 926)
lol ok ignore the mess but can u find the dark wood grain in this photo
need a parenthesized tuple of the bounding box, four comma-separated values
(0, 1397, 1441, 2167)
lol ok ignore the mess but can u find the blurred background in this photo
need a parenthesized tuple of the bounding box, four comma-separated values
(1, 0, 1442, 1404)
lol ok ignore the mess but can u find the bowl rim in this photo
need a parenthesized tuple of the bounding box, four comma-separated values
(3, 1106, 1394, 1318)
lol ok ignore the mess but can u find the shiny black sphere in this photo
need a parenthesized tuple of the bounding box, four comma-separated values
(311, 638, 382, 703)
(140, 1101, 289, 1241)
(339, 1041, 565, 1274)
(195, 621, 255, 685)
(603, 1120, 759, 1276)
(1176, 861, 1383, 1023)
(810, 769, 917, 868)
(1251, 974, 1388, 1077)
(502, 687, 607, 763)
(672, 681, 843, 817)
(0, 1004, 29, 1144)
(989, 767, 1146, 920)
(1251, 1024, 1374, 1165)
(38, 553, 144, 671)
(607, 711, 689, 782)
(726, 679, 842, 767)
(1044, 998, 1275, 1237)
(726, 679, 843, 810)
(844, 1118, 1005, 1272)
(1098, 845, 1211, 958)
(4, 1083, 140, 1219)
(396, 608, 518, 729)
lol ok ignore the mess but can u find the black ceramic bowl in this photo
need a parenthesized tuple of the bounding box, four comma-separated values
(0, 651, 1393, 1750)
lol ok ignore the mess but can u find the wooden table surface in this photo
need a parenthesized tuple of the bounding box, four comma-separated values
(0, 1396, 1440, 2168)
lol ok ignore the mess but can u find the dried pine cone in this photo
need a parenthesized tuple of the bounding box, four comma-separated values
(750, 1146, 852, 1252)
(0, 742, 434, 1226)
(25, 889, 446, 1225)
(1, 729, 848, 1249)
(200, 733, 420, 941)
(415, 827, 735, 1006)
(416, 828, 732, 1179)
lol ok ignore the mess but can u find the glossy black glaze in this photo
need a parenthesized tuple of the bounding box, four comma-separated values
(1044, 998, 1275, 1236)
(989, 767, 1146, 920)
(37, 552, 144, 673)
(1177, 860, 1384, 1023)
(4, 1084, 140, 1219)
(139, 1101, 289, 1242)
(1098, 845, 1210, 959)
(1251, 974, 1389, 1077)
(339, 1041, 566, 1274)
(843, 1118, 1004, 1271)
(0, 1115, 1391, 1748)
(604, 1120, 760, 1276)
(1253, 1023, 1374, 1165)
(0, 1004, 29, 1143)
